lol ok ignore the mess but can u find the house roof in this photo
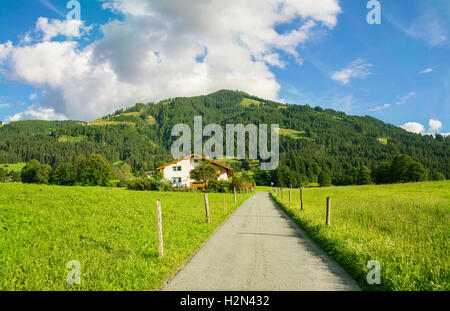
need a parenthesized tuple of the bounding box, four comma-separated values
(156, 154, 234, 173)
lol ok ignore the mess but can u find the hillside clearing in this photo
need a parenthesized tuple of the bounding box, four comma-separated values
(0, 163, 26, 172)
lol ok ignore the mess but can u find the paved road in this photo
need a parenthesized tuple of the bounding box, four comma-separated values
(162, 192, 360, 291)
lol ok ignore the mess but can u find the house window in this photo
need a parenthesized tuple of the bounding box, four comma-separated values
(172, 177, 182, 184)
(172, 166, 182, 172)
(194, 159, 199, 163)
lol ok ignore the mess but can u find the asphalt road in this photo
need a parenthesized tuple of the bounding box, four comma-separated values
(162, 192, 360, 291)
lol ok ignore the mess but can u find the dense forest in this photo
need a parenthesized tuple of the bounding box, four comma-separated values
(0, 90, 448, 185)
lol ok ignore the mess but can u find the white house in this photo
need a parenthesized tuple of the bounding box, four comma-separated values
(156, 154, 234, 188)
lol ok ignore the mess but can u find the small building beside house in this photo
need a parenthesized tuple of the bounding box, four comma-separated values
(144, 171, 154, 178)
(156, 154, 234, 188)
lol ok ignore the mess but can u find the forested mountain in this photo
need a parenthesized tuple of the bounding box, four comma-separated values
(0, 90, 449, 183)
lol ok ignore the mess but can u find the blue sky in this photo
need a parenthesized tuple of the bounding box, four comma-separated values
(0, 0, 449, 135)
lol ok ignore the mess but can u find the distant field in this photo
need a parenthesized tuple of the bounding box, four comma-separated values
(0, 163, 26, 172)
(88, 118, 136, 126)
(240, 98, 263, 107)
(0, 183, 252, 290)
(271, 181, 449, 291)
(58, 135, 87, 143)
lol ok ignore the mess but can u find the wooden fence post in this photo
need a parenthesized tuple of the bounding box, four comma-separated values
(234, 187, 237, 203)
(281, 188, 283, 200)
(289, 189, 292, 203)
(156, 199, 163, 258)
(204, 193, 210, 224)
(326, 197, 331, 226)
(223, 192, 226, 212)
(300, 187, 304, 211)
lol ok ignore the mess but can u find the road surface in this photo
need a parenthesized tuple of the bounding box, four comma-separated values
(162, 192, 360, 291)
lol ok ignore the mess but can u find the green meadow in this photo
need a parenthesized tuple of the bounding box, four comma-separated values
(0, 163, 26, 172)
(271, 181, 449, 291)
(0, 183, 252, 290)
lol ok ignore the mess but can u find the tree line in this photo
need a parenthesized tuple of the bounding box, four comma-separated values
(253, 154, 443, 187)
(0, 90, 448, 185)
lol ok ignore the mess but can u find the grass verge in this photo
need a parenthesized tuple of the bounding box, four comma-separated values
(270, 181, 449, 291)
(0, 183, 253, 290)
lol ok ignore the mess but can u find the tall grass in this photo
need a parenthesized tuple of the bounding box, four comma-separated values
(271, 181, 449, 291)
(0, 183, 252, 290)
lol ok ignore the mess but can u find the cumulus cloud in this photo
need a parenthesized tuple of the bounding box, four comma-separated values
(36, 17, 90, 41)
(29, 93, 37, 100)
(5, 105, 68, 123)
(400, 122, 425, 134)
(331, 58, 372, 85)
(400, 119, 446, 136)
(0, 0, 342, 121)
(0, 41, 12, 62)
(429, 119, 442, 132)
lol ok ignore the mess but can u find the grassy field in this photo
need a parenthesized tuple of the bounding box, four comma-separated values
(1, 163, 26, 172)
(271, 181, 449, 291)
(0, 183, 252, 290)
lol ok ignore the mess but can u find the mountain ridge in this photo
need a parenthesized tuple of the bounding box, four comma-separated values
(0, 90, 448, 182)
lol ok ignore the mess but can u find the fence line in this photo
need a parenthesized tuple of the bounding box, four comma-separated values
(270, 188, 447, 230)
(1, 191, 254, 275)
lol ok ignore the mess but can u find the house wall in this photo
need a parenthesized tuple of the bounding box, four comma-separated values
(161, 157, 229, 188)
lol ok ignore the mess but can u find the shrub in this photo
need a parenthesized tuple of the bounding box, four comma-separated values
(127, 178, 173, 191)
(52, 162, 74, 185)
(357, 166, 371, 185)
(0, 168, 7, 182)
(209, 180, 232, 193)
(127, 178, 152, 191)
(78, 154, 113, 186)
(21, 160, 42, 183)
(191, 162, 217, 188)
(318, 171, 331, 187)
(36, 164, 52, 184)
(431, 172, 446, 181)
(372, 154, 427, 184)
(113, 162, 133, 186)
(21, 160, 52, 184)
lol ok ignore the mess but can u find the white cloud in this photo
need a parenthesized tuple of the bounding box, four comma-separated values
(0, 103, 10, 109)
(29, 93, 38, 100)
(419, 68, 433, 74)
(429, 119, 443, 132)
(331, 58, 372, 85)
(395, 92, 416, 105)
(370, 103, 390, 112)
(5, 105, 68, 123)
(0, 0, 343, 121)
(400, 122, 425, 134)
(400, 119, 446, 136)
(36, 17, 90, 41)
(0, 41, 13, 62)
